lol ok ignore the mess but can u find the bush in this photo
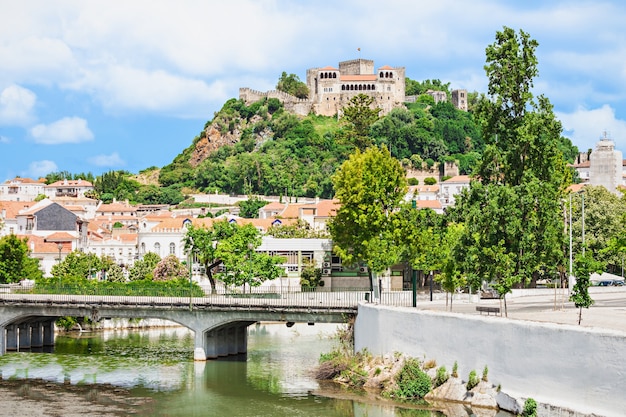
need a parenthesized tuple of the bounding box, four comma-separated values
(424, 177, 437, 185)
(522, 398, 537, 417)
(466, 370, 479, 390)
(452, 361, 458, 378)
(394, 358, 431, 399)
(434, 366, 449, 387)
(482, 365, 489, 382)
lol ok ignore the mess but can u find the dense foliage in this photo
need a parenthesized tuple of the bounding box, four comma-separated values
(0, 235, 43, 283)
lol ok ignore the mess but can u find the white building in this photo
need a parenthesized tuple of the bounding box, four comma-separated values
(44, 179, 94, 200)
(440, 175, 471, 208)
(0, 177, 45, 201)
(589, 133, 623, 195)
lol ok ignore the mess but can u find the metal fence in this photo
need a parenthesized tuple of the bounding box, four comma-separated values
(0, 285, 423, 310)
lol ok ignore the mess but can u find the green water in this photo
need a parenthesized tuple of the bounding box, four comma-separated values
(0, 324, 468, 417)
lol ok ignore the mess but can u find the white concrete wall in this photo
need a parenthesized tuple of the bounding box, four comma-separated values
(354, 304, 626, 417)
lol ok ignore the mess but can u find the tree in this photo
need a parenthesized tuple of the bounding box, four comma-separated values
(329, 145, 407, 292)
(153, 255, 188, 281)
(300, 258, 322, 289)
(128, 252, 161, 281)
(214, 223, 285, 291)
(341, 94, 381, 150)
(0, 235, 43, 283)
(238, 196, 268, 218)
(570, 253, 603, 325)
(276, 72, 309, 99)
(453, 27, 569, 306)
(50, 251, 104, 283)
(184, 220, 238, 293)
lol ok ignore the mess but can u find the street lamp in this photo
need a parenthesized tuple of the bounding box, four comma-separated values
(57, 243, 63, 289)
(188, 237, 194, 311)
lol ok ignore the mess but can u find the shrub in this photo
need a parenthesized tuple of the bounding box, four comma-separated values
(466, 370, 479, 390)
(522, 398, 538, 417)
(424, 177, 437, 185)
(452, 361, 458, 378)
(482, 365, 489, 382)
(394, 358, 431, 399)
(424, 359, 437, 369)
(434, 366, 449, 388)
(407, 177, 419, 186)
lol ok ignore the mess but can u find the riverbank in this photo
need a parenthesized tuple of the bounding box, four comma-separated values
(354, 302, 626, 417)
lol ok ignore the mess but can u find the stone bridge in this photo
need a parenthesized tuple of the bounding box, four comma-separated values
(0, 293, 361, 360)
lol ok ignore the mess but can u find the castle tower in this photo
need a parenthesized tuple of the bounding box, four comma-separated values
(452, 89, 468, 111)
(589, 132, 623, 194)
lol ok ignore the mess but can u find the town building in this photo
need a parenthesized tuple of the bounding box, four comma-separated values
(589, 133, 623, 195)
(0, 177, 46, 201)
(440, 175, 471, 208)
(44, 179, 94, 200)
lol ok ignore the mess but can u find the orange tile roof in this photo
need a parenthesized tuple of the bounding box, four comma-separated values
(279, 203, 306, 219)
(340, 75, 378, 82)
(46, 179, 93, 187)
(415, 200, 442, 209)
(44, 232, 76, 242)
(17, 234, 71, 254)
(260, 202, 286, 211)
(0, 201, 36, 219)
(378, 65, 394, 70)
(3, 177, 44, 184)
(312, 199, 340, 217)
(320, 66, 338, 70)
(443, 175, 471, 183)
(566, 183, 588, 193)
(96, 202, 137, 213)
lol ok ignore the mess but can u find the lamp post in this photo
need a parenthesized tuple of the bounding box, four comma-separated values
(57, 243, 63, 289)
(188, 237, 194, 311)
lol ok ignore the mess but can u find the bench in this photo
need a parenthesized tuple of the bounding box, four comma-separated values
(476, 306, 500, 315)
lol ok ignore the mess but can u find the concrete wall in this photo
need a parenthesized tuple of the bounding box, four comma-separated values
(354, 304, 626, 417)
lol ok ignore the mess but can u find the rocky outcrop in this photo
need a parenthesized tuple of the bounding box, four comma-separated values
(189, 115, 273, 167)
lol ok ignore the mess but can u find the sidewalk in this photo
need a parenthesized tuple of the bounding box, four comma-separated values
(415, 287, 626, 334)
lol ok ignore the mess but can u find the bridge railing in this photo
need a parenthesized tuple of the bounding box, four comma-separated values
(0, 285, 421, 309)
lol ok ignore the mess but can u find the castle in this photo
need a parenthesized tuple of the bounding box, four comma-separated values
(239, 58, 467, 116)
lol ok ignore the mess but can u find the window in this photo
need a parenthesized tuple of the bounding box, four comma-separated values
(154, 242, 161, 255)
(169, 242, 176, 255)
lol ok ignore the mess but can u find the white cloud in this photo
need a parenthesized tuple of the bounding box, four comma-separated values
(0, 135, 9, 144)
(0, 85, 37, 126)
(557, 105, 626, 151)
(30, 117, 94, 144)
(88, 152, 125, 167)
(26, 160, 58, 178)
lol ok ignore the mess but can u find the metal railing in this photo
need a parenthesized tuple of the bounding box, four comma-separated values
(0, 285, 424, 310)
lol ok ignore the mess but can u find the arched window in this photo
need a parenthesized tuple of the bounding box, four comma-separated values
(333, 73, 337, 78)
(379, 72, 384, 78)
(342, 85, 346, 90)
(169, 242, 176, 255)
(141, 242, 145, 254)
(154, 242, 160, 255)
(358, 84, 363, 90)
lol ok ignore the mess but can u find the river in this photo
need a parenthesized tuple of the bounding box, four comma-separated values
(0, 323, 512, 417)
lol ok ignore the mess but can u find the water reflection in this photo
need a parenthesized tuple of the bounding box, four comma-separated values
(0, 323, 456, 416)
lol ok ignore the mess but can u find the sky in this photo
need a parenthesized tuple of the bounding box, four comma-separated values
(2, 0, 626, 182)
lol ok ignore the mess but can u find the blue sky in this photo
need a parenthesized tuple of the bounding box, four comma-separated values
(2, 0, 626, 181)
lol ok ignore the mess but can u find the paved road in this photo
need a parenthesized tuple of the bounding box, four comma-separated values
(415, 287, 626, 333)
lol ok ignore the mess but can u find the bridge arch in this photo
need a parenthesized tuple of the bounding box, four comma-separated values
(0, 297, 356, 360)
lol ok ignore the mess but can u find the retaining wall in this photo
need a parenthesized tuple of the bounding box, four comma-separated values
(354, 304, 626, 417)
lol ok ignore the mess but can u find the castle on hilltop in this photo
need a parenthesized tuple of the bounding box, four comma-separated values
(239, 58, 467, 117)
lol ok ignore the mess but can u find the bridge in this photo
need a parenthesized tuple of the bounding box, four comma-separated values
(0, 290, 384, 360)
